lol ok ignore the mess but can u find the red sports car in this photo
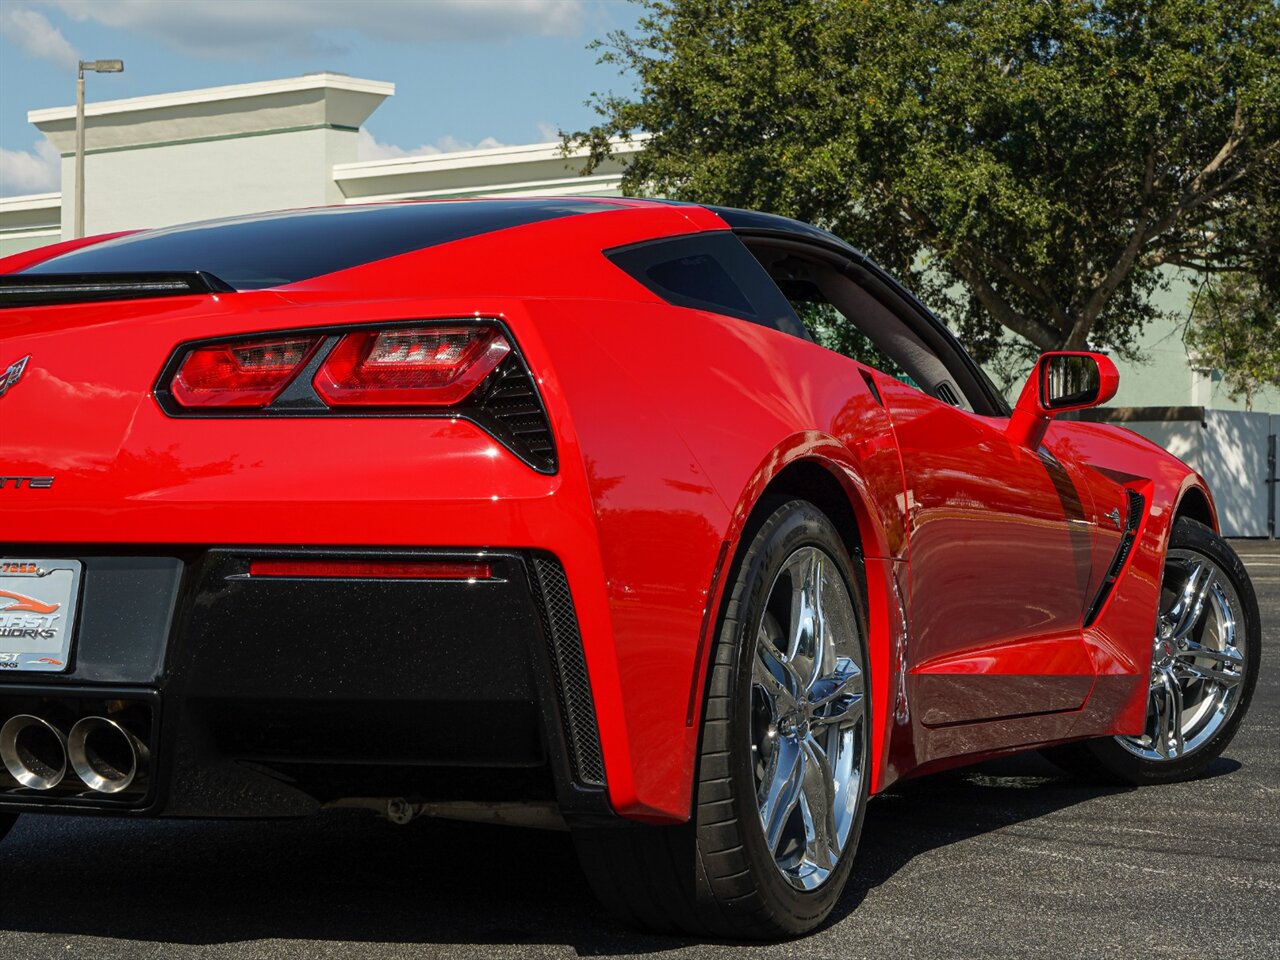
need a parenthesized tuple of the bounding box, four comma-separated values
(0, 199, 1260, 938)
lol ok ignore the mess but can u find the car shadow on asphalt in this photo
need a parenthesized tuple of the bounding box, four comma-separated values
(0, 751, 1242, 954)
(824, 750, 1242, 932)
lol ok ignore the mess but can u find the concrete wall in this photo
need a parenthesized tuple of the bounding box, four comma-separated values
(1111, 410, 1275, 537)
(1107, 268, 1280, 415)
(0, 193, 61, 258)
(25, 74, 390, 240)
(63, 126, 356, 235)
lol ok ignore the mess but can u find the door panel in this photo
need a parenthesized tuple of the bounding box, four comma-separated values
(874, 376, 1099, 726)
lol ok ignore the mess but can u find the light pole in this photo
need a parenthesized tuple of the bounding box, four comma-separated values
(74, 59, 124, 239)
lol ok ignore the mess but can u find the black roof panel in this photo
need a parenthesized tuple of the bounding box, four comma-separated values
(23, 199, 621, 290)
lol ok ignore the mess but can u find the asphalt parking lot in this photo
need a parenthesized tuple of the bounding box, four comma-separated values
(1, 541, 1276, 960)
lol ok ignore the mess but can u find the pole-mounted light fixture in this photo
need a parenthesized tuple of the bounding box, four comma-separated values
(74, 59, 125, 239)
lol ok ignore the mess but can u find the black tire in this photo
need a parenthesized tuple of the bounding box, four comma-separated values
(574, 499, 871, 939)
(0, 812, 16, 846)
(1044, 517, 1260, 785)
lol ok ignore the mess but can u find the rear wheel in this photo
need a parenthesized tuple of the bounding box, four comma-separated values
(1045, 517, 1259, 785)
(574, 499, 870, 938)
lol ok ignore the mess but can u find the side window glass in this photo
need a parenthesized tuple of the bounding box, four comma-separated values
(772, 273, 920, 388)
(606, 233, 810, 340)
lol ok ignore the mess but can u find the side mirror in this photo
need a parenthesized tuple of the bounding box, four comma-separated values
(1008, 351, 1119, 448)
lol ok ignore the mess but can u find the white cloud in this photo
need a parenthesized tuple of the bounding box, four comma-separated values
(0, 6, 79, 70)
(357, 128, 507, 161)
(535, 120, 560, 142)
(0, 137, 61, 196)
(49, 1, 586, 59)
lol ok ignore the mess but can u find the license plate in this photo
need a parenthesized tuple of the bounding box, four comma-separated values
(0, 559, 82, 672)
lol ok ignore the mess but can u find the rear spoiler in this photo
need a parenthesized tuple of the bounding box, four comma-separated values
(0, 271, 235, 309)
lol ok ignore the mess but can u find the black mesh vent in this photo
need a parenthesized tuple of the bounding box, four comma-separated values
(1126, 488, 1144, 527)
(528, 554, 605, 786)
(471, 354, 557, 473)
(1084, 489, 1146, 627)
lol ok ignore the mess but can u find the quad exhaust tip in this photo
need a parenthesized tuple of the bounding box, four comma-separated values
(67, 716, 147, 795)
(0, 714, 68, 790)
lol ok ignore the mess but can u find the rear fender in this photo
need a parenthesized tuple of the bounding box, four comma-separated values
(530, 298, 907, 820)
(692, 438, 906, 798)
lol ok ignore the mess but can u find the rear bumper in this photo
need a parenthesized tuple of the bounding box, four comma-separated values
(0, 547, 610, 822)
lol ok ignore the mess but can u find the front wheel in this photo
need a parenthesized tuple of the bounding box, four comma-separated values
(574, 499, 871, 938)
(1045, 517, 1260, 785)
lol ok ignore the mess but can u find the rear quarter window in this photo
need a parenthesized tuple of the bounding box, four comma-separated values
(606, 232, 809, 340)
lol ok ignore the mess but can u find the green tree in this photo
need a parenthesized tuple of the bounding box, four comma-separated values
(1186, 272, 1280, 410)
(569, 0, 1280, 363)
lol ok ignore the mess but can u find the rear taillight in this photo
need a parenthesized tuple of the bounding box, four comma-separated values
(158, 320, 557, 472)
(313, 325, 511, 406)
(171, 336, 320, 408)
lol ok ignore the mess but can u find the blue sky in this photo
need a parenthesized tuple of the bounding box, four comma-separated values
(0, 0, 643, 196)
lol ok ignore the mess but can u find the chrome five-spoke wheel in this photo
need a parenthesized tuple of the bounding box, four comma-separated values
(1118, 548, 1248, 762)
(752, 545, 867, 891)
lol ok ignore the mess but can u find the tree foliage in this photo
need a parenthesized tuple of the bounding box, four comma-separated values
(1186, 272, 1280, 410)
(569, 0, 1280, 363)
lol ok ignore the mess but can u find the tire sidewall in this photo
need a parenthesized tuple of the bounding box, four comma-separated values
(713, 500, 871, 928)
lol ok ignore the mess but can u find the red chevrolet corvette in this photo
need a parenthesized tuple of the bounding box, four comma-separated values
(0, 198, 1260, 937)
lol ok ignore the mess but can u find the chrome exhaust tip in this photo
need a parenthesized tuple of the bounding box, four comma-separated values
(68, 716, 147, 794)
(0, 714, 68, 790)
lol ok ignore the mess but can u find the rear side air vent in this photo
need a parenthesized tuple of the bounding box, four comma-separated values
(0, 272, 234, 308)
(474, 355, 558, 474)
(528, 554, 605, 787)
(1084, 489, 1146, 626)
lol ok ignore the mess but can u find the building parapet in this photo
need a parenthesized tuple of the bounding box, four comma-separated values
(333, 136, 646, 201)
(28, 73, 394, 156)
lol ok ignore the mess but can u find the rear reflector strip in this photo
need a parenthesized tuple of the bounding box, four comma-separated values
(249, 560, 492, 580)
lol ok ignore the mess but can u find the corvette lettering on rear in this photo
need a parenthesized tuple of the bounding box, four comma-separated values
(0, 477, 54, 489)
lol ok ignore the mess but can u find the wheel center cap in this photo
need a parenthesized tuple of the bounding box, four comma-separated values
(782, 705, 812, 740)
(798, 702, 815, 738)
